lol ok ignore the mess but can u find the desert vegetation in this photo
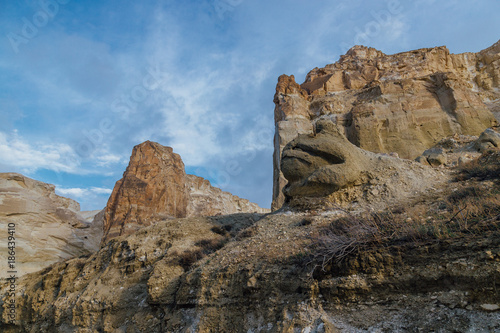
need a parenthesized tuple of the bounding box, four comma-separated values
(309, 151, 500, 270)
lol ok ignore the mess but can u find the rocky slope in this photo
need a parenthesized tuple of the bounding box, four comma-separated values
(272, 40, 500, 209)
(1, 166, 499, 331)
(0, 173, 102, 276)
(102, 141, 268, 243)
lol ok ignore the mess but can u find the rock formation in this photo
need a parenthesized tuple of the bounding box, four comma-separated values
(281, 119, 447, 210)
(0, 173, 102, 276)
(273, 40, 500, 209)
(2, 40, 500, 332)
(102, 142, 189, 242)
(102, 141, 267, 243)
(186, 174, 267, 217)
(413, 127, 500, 167)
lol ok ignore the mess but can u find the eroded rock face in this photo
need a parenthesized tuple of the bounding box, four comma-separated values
(281, 120, 369, 198)
(102, 141, 189, 243)
(102, 141, 267, 243)
(186, 174, 268, 217)
(0, 173, 102, 276)
(272, 41, 500, 209)
(281, 120, 447, 210)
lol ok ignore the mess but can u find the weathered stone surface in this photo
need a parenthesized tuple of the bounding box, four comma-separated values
(272, 41, 500, 209)
(186, 174, 268, 217)
(281, 120, 369, 198)
(3, 211, 500, 332)
(0, 173, 102, 276)
(280, 120, 447, 210)
(102, 141, 267, 243)
(102, 141, 189, 243)
(475, 128, 500, 152)
(414, 127, 500, 167)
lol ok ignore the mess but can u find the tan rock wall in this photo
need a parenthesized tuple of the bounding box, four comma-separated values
(272, 41, 500, 209)
(0, 173, 102, 276)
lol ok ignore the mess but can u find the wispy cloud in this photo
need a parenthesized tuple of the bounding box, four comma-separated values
(0, 130, 80, 174)
(56, 186, 112, 198)
(0, 130, 124, 176)
(55, 186, 112, 211)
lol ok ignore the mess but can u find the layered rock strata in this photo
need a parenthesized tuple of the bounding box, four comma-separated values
(0, 173, 102, 276)
(102, 141, 267, 243)
(273, 40, 500, 209)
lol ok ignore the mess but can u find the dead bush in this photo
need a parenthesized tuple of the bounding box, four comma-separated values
(173, 237, 228, 270)
(195, 238, 227, 254)
(455, 150, 500, 181)
(310, 196, 500, 270)
(236, 226, 258, 239)
(178, 249, 205, 269)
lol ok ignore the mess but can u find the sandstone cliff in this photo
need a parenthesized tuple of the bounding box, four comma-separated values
(102, 141, 268, 243)
(272, 40, 500, 209)
(0, 173, 102, 276)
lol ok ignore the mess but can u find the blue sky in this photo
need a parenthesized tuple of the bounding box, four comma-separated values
(1, 0, 499, 211)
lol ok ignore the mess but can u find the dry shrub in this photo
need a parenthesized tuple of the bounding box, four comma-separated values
(178, 249, 205, 269)
(175, 238, 228, 269)
(195, 238, 227, 254)
(236, 226, 258, 239)
(210, 225, 230, 236)
(310, 191, 500, 270)
(455, 150, 500, 181)
(446, 185, 500, 232)
(310, 215, 380, 269)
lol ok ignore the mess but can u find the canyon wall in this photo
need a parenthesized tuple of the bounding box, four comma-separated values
(272, 40, 500, 209)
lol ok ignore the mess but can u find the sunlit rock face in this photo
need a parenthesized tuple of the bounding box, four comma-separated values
(102, 141, 268, 243)
(272, 41, 500, 209)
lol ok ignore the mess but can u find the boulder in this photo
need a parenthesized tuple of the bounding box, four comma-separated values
(475, 128, 500, 152)
(281, 120, 369, 197)
(280, 120, 447, 210)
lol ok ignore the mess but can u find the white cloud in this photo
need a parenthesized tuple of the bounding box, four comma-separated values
(55, 186, 113, 211)
(95, 153, 124, 167)
(56, 186, 112, 198)
(90, 187, 113, 195)
(0, 131, 80, 174)
(56, 187, 87, 197)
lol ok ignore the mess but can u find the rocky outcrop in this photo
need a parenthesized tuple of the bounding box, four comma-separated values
(273, 40, 500, 209)
(102, 142, 189, 242)
(281, 119, 447, 211)
(186, 174, 268, 217)
(0, 173, 102, 276)
(102, 141, 267, 243)
(412, 127, 500, 167)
